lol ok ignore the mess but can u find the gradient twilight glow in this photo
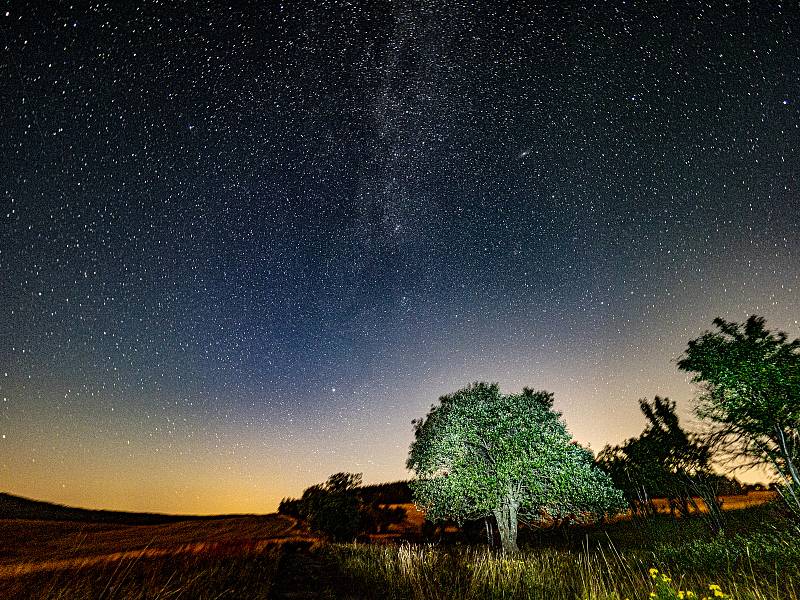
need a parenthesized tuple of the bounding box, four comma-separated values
(2, 2, 799, 514)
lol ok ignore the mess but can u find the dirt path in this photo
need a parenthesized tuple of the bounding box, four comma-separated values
(270, 542, 352, 600)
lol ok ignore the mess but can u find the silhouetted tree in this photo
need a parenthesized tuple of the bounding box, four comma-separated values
(597, 396, 726, 533)
(360, 503, 407, 534)
(282, 474, 408, 538)
(298, 473, 363, 541)
(277, 497, 302, 519)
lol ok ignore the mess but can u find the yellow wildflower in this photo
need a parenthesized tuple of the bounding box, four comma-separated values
(650, 593, 657, 599)
(649, 567, 659, 579)
(713, 591, 724, 598)
(678, 592, 685, 599)
(661, 574, 672, 583)
(708, 585, 721, 591)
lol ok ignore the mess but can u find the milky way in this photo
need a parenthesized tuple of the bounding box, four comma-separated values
(2, 2, 798, 513)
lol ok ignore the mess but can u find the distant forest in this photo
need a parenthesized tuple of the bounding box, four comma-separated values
(358, 481, 413, 505)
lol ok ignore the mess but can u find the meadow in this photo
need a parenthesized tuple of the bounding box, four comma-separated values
(0, 512, 310, 599)
(1, 493, 797, 599)
(325, 502, 799, 600)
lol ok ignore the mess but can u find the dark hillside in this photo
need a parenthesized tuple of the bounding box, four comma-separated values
(0, 492, 247, 525)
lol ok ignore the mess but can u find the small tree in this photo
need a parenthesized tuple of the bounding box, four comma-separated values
(282, 474, 408, 538)
(407, 383, 624, 553)
(299, 472, 363, 541)
(678, 316, 800, 515)
(597, 396, 725, 533)
(277, 497, 302, 518)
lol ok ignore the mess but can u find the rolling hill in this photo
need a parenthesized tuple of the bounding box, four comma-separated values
(0, 492, 240, 525)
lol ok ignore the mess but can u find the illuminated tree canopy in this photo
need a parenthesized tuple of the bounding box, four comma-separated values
(407, 382, 624, 552)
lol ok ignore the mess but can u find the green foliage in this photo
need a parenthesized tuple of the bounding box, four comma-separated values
(678, 316, 800, 514)
(325, 539, 798, 600)
(655, 530, 800, 574)
(285, 473, 408, 538)
(299, 472, 364, 541)
(407, 382, 625, 552)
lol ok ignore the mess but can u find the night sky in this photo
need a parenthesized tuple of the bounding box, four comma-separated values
(2, 1, 799, 515)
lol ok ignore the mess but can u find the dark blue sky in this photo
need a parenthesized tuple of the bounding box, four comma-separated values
(2, 1, 799, 513)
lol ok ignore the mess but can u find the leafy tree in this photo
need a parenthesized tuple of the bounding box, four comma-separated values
(678, 316, 800, 515)
(277, 497, 302, 518)
(299, 472, 363, 541)
(597, 397, 726, 532)
(407, 382, 625, 553)
(281, 473, 408, 538)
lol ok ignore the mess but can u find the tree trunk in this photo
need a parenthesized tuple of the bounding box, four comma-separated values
(775, 427, 800, 504)
(493, 500, 519, 553)
(484, 517, 495, 549)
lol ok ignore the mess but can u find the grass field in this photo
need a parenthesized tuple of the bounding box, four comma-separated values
(0, 514, 301, 567)
(1, 546, 285, 599)
(0, 493, 796, 599)
(325, 540, 797, 600)
(0, 514, 315, 599)
(326, 501, 799, 600)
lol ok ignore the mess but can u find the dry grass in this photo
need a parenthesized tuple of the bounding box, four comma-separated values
(0, 514, 299, 567)
(0, 544, 284, 600)
(647, 492, 777, 515)
(0, 515, 313, 599)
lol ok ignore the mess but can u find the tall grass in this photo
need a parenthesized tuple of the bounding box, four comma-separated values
(325, 541, 798, 600)
(0, 545, 283, 600)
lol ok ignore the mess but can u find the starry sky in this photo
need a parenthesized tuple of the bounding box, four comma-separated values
(2, 1, 799, 515)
